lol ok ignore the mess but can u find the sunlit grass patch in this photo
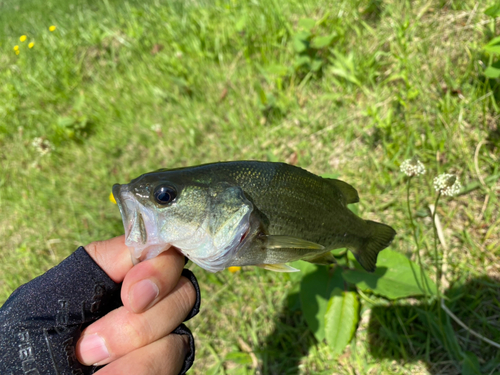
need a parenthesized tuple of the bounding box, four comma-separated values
(1, 0, 499, 373)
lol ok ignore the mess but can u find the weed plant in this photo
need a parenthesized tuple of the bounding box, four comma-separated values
(1, 0, 499, 374)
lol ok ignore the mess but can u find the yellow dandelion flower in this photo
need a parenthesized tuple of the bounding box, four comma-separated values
(49, 25, 57, 32)
(20, 35, 27, 42)
(13, 45, 19, 51)
(109, 192, 117, 204)
(29, 42, 34, 48)
(15, 50, 20, 55)
(228, 266, 241, 273)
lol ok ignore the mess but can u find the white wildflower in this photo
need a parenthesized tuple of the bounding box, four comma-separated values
(434, 173, 461, 196)
(31, 137, 53, 156)
(400, 156, 426, 177)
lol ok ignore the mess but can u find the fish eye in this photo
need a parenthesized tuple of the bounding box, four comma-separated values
(153, 185, 177, 205)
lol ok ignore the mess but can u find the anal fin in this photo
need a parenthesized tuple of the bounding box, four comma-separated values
(303, 252, 336, 265)
(257, 263, 300, 272)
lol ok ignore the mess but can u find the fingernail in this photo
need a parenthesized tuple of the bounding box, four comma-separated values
(129, 279, 159, 313)
(79, 334, 109, 365)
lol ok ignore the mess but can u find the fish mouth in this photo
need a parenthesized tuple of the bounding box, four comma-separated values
(113, 183, 134, 238)
(113, 183, 171, 264)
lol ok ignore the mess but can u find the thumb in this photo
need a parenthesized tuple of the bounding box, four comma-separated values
(83, 235, 134, 283)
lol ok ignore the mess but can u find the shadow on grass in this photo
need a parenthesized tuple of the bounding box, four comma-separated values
(259, 275, 500, 374)
(259, 291, 314, 375)
(368, 275, 500, 374)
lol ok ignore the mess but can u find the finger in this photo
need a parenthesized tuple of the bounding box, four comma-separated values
(121, 250, 185, 313)
(84, 235, 132, 283)
(94, 334, 189, 375)
(84, 236, 185, 286)
(76, 277, 196, 366)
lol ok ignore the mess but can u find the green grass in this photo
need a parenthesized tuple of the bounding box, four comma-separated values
(1, 0, 499, 373)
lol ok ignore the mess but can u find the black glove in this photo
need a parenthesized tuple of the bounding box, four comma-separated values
(0, 247, 200, 375)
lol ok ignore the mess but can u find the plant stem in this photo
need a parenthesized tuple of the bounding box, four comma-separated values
(441, 298, 500, 350)
(432, 192, 442, 298)
(431, 192, 451, 359)
(406, 177, 429, 300)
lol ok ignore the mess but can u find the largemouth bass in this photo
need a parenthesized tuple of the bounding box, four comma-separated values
(112, 161, 396, 273)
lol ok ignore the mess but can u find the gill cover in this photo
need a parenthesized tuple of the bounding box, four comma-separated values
(187, 184, 254, 272)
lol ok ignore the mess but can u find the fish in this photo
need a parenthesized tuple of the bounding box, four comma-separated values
(112, 161, 396, 273)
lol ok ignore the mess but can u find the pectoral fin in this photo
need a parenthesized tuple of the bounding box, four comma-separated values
(264, 235, 325, 250)
(257, 263, 300, 272)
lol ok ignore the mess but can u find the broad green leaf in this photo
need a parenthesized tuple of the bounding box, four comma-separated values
(311, 35, 335, 49)
(331, 247, 347, 256)
(294, 55, 311, 68)
(485, 3, 500, 18)
(224, 351, 252, 365)
(255, 84, 267, 105)
(324, 288, 359, 356)
(292, 31, 311, 53)
(484, 66, 500, 78)
(311, 58, 323, 72)
(266, 64, 289, 77)
(462, 352, 481, 375)
(484, 36, 500, 54)
(235, 16, 247, 32)
(347, 203, 358, 215)
(57, 116, 76, 127)
(292, 38, 307, 53)
(484, 61, 500, 78)
(484, 45, 500, 55)
(342, 249, 437, 299)
(485, 35, 500, 47)
(299, 265, 344, 341)
(289, 260, 315, 278)
(298, 18, 316, 31)
(286, 261, 310, 311)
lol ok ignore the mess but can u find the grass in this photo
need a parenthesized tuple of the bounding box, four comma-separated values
(1, 0, 499, 373)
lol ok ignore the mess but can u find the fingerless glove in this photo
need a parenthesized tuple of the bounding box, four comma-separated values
(0, 247, 200, 375)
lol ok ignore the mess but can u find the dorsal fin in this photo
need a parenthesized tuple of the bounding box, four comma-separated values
(325, 178, 359, 204)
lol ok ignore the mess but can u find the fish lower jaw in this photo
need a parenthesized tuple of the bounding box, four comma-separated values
(128, 242, 173, 265)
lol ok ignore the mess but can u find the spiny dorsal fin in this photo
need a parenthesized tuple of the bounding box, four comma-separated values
(264, 235, 325, 250)
(325, 178, 359, 204)
(257, 263, 300, 272)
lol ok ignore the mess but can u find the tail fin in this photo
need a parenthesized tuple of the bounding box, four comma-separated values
(352, 221, 396, 272)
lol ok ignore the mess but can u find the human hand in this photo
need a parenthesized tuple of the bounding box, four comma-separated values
(0, 235, 200, 375)
(77, 235, 199, 374)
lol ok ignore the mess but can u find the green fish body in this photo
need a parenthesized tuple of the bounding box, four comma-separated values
(112, 161, 396, 273)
